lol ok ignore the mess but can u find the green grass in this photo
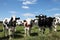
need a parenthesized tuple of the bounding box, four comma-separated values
(0, 23, 60, 40)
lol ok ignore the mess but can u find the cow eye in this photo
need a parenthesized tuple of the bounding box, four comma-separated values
(57, 19, 59, 21)
(54, 20, 56, 22)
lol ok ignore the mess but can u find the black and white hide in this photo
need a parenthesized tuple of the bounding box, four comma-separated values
(3, 16, 20, 39)
(35, 14, 55, 34)
(53, 17, 60, 31)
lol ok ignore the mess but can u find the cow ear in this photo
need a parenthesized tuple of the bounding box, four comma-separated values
(18, 17, 20, 19)
(54, 17, 55, 19)
(16, 17, 20, 20)
(24, 20, 26, 22)
(35, 16, 38, 18)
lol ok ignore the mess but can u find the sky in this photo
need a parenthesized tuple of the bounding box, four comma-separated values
(0, 0, 60, 20)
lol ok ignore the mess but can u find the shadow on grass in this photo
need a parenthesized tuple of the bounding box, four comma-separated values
(30, 32, 38, 36)
(57, 30, 60, 32)
(0, 36, 9, 40)
(13, 34, 24, 38)
(15, 31, 24, 34)
(0, 34, 24, 40)
(0, 31, 24, 40)
(0, 30, 3, 32)
(14, 31, 24, 38)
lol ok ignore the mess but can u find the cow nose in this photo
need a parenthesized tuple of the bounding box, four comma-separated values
(58, 22, 59, 24)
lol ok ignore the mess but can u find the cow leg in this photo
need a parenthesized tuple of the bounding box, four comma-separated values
(27, 27, 30, 36)
(5, 29, 8, 37)
(39, 27, 41, 32)
(54, 25, 57, 32)
(3, 27, 8, 37)
(24, 27, 30, 36)
(8, 28, 12, 40)
(3, 25, 7, 37)
(14, 27, 16, 32)
(38, 27, 45, 35)
(24, 27, 27, 36)
(49, 26, 52, 33)
(3, 27, 5, 36)
(38, 27, 41, 36)
(41, 26, 45, 34)
(29, 27, 31, 35)
(11, 27, 15, 38)
(43, 28, 45, 34)
(4, 28, 6, 37)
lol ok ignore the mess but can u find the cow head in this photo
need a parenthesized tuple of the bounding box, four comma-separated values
(35, 14, 47, 20)
(11, 16, 20, 22)
(10, 16, 20, 26)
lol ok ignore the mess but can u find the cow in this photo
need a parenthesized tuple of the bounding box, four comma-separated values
(23, 18, 34, 36)
(35, 14, 55, 34)
(3, 18, 10, 36)
(45, 17, 55, 32)
(3, 16, 20, 39)
(53, 17, 60, 31)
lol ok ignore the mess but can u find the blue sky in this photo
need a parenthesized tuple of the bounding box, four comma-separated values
(0, 0, 60, 20)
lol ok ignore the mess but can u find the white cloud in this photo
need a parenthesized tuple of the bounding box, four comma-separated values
(9, 11, 17, 14)
(54, 13, 60, 17)
(23, 13, 35, 17)
(46, 8, 60, 12)
(9, 11, 18, 16)
(22, 0, 37, 5)
(0, 18, 3, 21)
(22, 6, 29, 9)
(20, 0, 37, 9)
(18, 0, 25, 1)
(23, 1, 32, 5)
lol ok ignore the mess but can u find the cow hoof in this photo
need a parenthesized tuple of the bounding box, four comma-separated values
(24, 34, 26, 37)
(5, 35, 8, 37)
(9, 37, 12, 40)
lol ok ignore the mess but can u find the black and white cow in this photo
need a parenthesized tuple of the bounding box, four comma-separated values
(3, 16, 20, 39)
(3, 18, 10, 36)
(35, 14, 55, 34)
(45, 17, 55, 32)
(53, 17, 60, 31)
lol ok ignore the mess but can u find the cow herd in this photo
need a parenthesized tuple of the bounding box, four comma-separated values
(2, 14, 60, 39)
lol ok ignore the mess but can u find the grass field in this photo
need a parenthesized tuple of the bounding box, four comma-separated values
(0, 23, 60, 40)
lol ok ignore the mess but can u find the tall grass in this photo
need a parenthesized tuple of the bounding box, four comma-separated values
(0, 23, 60, 40)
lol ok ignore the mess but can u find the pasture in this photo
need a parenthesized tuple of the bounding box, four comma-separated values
(0, 23, 60, 40)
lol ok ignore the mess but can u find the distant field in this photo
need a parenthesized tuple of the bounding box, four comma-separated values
(0, 23, 60, 40)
